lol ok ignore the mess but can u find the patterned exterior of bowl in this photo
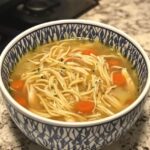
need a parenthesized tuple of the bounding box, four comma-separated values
(0, 20, 150, 150)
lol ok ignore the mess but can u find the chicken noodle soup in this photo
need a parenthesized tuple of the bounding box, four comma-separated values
(9, 39, 139, 122)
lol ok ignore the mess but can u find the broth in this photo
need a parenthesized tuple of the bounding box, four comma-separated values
(9, 39, 139, 122)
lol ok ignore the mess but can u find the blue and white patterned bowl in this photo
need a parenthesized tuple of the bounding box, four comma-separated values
(0, 20, 150, 150)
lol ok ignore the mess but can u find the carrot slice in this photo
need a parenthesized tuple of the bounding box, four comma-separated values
(10, 80, 24, 90)
(113, 71, 126, 86)
(106, 58, 121, 68)
(82, 49, 96, 55)
(74, 100, 94, 114)
(13, 94, 28, 108)
(125, 99, 133, 105)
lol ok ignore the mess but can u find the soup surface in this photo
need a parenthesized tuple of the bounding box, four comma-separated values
(9, 39, 139, 122)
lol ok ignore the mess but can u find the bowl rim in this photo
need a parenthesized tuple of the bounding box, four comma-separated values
(0, 19, 150, 127)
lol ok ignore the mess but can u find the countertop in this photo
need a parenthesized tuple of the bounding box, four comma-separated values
(0, 0, 150, 149)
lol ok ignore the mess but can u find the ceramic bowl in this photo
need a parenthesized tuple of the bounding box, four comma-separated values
(0, 20, 150, 150)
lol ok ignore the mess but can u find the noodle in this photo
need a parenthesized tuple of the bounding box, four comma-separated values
(10, 39, 139, 122)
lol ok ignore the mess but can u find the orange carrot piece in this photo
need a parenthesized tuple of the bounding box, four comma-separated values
(113, 71, 126, 86)
(74, 100, 94, 114)
(13, 94, 28, 108)
(106, 58, 121, 68)
(125, 99, 133, 105)
(10, 80, 24, 90)
(82, 49, 96, 55)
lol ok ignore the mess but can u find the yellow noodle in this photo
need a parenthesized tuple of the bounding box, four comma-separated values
(69, 78, 84, 87)
(9, 39, 138, 122)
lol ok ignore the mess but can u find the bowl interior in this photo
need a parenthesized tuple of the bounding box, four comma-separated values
(0, 20, 149, 124)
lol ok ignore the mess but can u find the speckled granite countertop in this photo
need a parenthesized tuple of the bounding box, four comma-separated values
(0, 0, 150, 149)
